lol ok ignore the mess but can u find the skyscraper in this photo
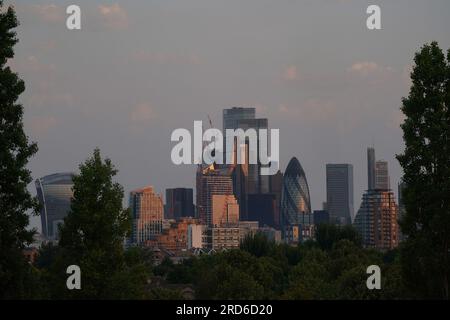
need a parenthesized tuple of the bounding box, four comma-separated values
(129, 186, 164, 245)
(35, 172, 74, 240)
(196, 164, 234, 226)
(367, 147, 376, 190)
(280, 157, 312, 243)
(353, 190, 399, 250)
(326, 164, 354, 225)
(165, 188, 194, 220)
(211, 194, 239, 227)
(375, 160, 390, 190)
(222, 107, 269, 194)
(222, 107, 255, 133)
(247, 193, 277, 228)
(354, 148, 399, 250)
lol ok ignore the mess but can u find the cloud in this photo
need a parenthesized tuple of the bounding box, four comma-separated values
(277, 98, 337, 121)
(27, 115, 58, 136)
(131, 51, 203, 65)
(130, 103, 156, 123)
(282, 65, 299, 81)
(98, 3, 128, 29)
(348, 61, 394, 77)
(18, 55, 56, 73)
(29, 4, 64, 22)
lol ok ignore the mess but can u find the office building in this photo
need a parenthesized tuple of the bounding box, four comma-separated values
(35, 172, 74, 240)
(353, 148, 399, 250)
(247, 193, 277, 228)
(354, 190, 399, 250)
(211, 194, 240, 227)
(165, 188, 194, 220)
(196, 164, 234, 226)
(280, 157, 312, 243)
(129, 186, 164, 245)
(222, 107, 269, 195)
(326, 164, 354, 225)
(375, 160, 390, 190)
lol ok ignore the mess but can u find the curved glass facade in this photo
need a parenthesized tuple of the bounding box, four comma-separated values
(281, 157, 312, 227)
(35, 173, 74, 240)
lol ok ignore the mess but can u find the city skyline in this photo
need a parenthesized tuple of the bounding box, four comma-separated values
(15, 0, 450, 232)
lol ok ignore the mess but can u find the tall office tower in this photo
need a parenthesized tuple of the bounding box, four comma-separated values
(165, 188, 194, 220)
(367, 147, 376, 190)
(223, 107, 255, 134)
(222, 107, 269, 195)
(211, 194, 240, 227)
(375, 160, 390, 190)
(129, 186, 164, 245)
(353, 190, 399, 250)
(196, 164, 234, 226)
(247, 193, 277, 227)
(326, 164, 354, 225)
(280, 157, 312, 243)
(35, 173, 74, 240)
(269, 169, 283, 228)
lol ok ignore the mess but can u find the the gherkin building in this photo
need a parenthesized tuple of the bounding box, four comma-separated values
(281, 157, 312, 233)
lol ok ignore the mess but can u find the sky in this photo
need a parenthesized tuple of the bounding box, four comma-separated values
(8, 0, 450, 232)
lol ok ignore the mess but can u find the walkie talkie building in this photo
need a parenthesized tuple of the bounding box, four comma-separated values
(35, 172, 74, 240)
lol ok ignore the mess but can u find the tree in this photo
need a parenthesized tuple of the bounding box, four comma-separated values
(397, 41, 450, 299)
(240, 232, 273, 257)
(315, 223, 361, 251)
(0, 1, 39, 299)
(53, 148, 149, 299)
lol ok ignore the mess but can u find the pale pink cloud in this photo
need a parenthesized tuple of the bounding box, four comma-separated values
(98, 3, 128, 29)
(348, 61, 395, 77)
(131, 51, 203, 65)
(28, 115, 58, 136)
(27, 4, 65, 22)
(130, 103, 156, 123)
(277, 98, 337, 121)
(282, 65, 299, 81)
(19, 55, 56, 73)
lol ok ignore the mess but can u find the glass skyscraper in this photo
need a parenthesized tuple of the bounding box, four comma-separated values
(222, 107, 269, 194)
(280, 157, 312, 242)
(35, 172, 74, 240)
(326, 164, 354, 225)
(354, 148, 399, 250)
(165, 188, 194, 220)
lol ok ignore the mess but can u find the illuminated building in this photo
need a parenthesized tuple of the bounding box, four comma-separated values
(130, 186, 163, 245)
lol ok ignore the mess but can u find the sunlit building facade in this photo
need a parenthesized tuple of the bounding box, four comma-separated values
(353, 190, 399, 250)
(196, 164, 234, 226)
(35, 172, 74, 240)
(130, 186, 164, 245)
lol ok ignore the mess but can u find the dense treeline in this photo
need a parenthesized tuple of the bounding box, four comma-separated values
(30, 224, 407, 300)
(151, 227, 407, 300)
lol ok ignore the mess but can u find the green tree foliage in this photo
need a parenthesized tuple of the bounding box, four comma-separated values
(50, 149, 150, 299)
(156, 233, 404, 300)
(397, 42, 450, 299)
(0, 1, 39, 299)
(315, 223, 362, 251)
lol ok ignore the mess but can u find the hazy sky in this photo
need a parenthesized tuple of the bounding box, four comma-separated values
(9, 0, 450, 231)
